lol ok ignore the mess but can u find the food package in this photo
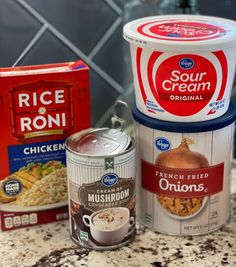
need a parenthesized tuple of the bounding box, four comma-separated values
(0, 60, 90, 231)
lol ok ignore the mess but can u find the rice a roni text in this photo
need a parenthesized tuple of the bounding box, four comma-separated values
(0, 61, 90, 231)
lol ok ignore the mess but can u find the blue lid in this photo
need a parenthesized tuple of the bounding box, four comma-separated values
(132, 103, 236, 133)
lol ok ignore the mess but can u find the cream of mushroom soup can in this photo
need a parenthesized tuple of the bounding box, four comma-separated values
(66, 128, 135, 250)
(133, 103, 236, 235)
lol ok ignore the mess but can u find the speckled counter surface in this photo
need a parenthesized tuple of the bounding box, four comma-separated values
(1, 171, 236, 267)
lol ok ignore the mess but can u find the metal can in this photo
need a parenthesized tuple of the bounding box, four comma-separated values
(66, 128, 135, 250)
(133, 103, 236, 235)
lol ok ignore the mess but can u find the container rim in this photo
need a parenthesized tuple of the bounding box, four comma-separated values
(123, 15, 236, 52)
(65, 128, 135, 158)
(132, 103, 236, 133)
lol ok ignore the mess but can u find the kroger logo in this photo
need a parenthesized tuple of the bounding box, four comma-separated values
(179, 58, 194, 69)
(155, 137, 171, 152)
(101, 173, 118, 187)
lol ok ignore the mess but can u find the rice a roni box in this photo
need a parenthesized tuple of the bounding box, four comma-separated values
(0, 60, 90, 231)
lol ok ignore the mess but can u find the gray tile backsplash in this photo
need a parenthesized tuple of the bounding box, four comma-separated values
(17, 30, 78, 66)
(198, 0, 236, 20)
(90, 70, 120, 126)
(0, 0, 41, 66)
(24, 0, 118, 55)
(93, 24, 132, 88)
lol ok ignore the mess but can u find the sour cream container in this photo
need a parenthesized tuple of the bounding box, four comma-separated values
(133, 103, 236, 235)
(124, 15, 236, 122)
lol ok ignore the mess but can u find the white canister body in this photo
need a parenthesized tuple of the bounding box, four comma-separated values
(133, 104, 236, 235)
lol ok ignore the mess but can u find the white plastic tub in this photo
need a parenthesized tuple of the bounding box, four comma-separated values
(124, 15, 236, 122)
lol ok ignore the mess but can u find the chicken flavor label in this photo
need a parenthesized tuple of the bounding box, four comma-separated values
(142, 160, 224, 197)
(8, 140, 66, 173)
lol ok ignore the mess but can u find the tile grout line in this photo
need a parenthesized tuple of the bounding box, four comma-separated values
(12, 24, 48, 67)
(16, 0, 52, 29)
(104, 0, 123, 15)
(95, 83, 134, 127)
(16, 0, 124, 94)
(124, 83, 135, 98)
(46, 27, 124, 94)
(88, 16, 123, 60)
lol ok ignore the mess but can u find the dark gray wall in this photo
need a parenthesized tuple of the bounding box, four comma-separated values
(198, 0, 236, 20)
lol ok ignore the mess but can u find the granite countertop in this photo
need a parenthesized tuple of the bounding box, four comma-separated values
(1, 171, 236, 267)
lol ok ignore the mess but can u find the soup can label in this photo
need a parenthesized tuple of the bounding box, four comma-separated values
(66, 129, 135, 249)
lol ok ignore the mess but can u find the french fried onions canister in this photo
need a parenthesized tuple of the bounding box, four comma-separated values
(133, 103, 236, 235)
(66, 128, 135, 250)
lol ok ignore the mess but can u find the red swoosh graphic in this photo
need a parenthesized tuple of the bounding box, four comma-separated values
(213, 51, 228, 101)
(208, 51, 228, 115)
(136, 47, 147, 104)
(147, 51, 163, 102)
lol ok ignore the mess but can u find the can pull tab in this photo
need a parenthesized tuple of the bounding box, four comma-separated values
(111, 100, 128, 131)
